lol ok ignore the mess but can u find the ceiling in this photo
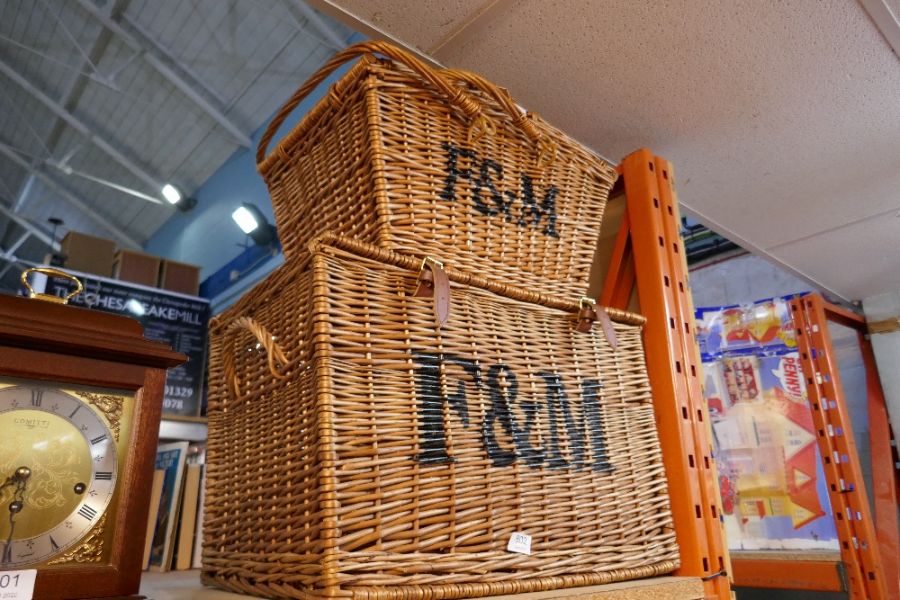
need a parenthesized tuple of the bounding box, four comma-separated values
(0, 0, 353, 289)
(312, 0, 900, 302)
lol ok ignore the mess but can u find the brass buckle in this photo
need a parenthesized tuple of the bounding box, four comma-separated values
(420, 256, 444, 270)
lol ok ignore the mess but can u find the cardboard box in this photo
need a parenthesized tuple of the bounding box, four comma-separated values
(114, 249, 162, 287)
(60, 231, 117, 277)
(159, 259, 200, 296)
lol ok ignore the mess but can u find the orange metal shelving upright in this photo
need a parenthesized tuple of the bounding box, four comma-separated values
(789, 295, 891, 599)
(598, 148, 895, 600)
(599, 149, 732, 600)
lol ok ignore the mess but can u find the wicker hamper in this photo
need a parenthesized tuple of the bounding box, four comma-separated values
(256, 41, 618, 300)
(203, 234, 679, 600)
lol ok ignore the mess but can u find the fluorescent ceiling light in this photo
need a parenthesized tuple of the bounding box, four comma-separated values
(162, 183, 182, 204)
(232, 205, 259, 234)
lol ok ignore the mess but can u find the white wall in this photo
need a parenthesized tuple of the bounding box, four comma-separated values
(689, 252, 814, 307)
(862, 291, 900, 440)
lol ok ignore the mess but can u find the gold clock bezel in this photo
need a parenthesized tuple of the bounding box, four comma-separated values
(0, 377, 136, 569)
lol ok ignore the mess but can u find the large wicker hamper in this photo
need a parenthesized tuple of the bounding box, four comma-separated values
(256, 41, 618, 300)
(202, 234, 679, 600)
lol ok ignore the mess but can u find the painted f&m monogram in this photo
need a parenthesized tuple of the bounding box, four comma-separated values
(414, 352, 612, 472)
(440, 142, 560, 238)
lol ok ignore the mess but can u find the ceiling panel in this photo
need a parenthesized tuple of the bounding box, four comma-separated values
(334, 0, 488, 51)
(0, 0, 102, 101)
(316, 0, 900, 300)
(0, 73, 59, 160)
(767, 212, 900, 300)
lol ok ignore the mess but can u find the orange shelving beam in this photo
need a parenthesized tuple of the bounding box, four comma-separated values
(860, 331, 900, 600)
(822, 301, 899, 599)
(602, 149, 731, 600)
(790, 294, 888, 599)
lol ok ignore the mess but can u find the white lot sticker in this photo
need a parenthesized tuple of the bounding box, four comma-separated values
(507, 532, 532, 555)
(0, 569, 37, 600)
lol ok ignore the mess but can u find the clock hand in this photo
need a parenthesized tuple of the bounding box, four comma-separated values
(1, 467, 30, 564)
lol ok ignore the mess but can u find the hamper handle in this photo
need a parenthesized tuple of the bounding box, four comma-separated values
(223, 316, 289, 399)
(257, 41, 491, 167)
(441, 69, 557, 166)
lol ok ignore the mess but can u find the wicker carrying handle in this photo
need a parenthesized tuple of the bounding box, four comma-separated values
(257, 41, 546, 167)
(223, 316, 289, 400)
(440, 69, 556, 165)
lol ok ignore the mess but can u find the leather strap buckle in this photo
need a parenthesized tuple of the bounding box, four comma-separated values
(415, 257, 450, 327)
(577, 297, 618, 350)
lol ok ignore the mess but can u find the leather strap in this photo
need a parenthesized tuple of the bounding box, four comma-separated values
(415, 258, 450, 327)
(576, 299, 618, 350)
(595, 308, 618, 351)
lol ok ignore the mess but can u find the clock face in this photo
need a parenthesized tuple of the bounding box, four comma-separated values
(0, 380, 133, 568)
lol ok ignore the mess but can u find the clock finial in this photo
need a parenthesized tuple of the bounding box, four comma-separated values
(20, 267, 83, 304)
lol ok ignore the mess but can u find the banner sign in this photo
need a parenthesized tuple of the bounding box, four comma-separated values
(697, 296, 839, 552)
(27, 270, 209, 417)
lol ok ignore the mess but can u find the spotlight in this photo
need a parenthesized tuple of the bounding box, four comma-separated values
(162, 184, 182, 204)
(231, 203, 276, 246)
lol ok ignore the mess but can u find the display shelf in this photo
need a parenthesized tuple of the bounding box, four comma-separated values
(731, 551, 844, 591)
(159, 417, 208, 442)
(139, 572, 706, 600)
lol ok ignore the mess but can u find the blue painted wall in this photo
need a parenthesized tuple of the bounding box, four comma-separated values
(145, 34, 365, 306)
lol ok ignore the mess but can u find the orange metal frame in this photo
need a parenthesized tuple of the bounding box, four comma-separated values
(774, 293, 891, 599)
(602, 149, 731, 599)
(729, 295, 898, 598)
(821, 301, 899, 599)
(731, 557, 845, 592)
(604, 150, 897, 599)
(804, 294, 900, 600)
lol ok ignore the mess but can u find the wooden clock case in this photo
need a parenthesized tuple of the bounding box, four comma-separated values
(0, 293, 185, 599)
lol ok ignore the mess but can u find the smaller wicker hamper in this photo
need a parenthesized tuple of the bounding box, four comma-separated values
(256, 41, 618, 299)
(203, 234, 679, 600)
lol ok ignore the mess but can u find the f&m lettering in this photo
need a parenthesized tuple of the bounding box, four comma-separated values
(413, 352, 612, 472)
(440, 142, 559, 238)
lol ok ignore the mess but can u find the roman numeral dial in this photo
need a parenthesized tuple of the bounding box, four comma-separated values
(0, 381, 121, 567)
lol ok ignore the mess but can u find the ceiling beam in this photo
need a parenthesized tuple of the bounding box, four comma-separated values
(14, 0, 124, 235)
(0, 203, 57, 252)
(120, 13, 227, 107)
(0, 59, 168, 199)
(75, 0, 253, 149)
(5, 231, 32, 256)
(43, 0, 124, 154)
(0, 255, 24, 281)
(0, 231, 34, 281)
(0, 143, 142, 250)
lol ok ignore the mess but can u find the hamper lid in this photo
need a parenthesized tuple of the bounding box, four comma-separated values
(309, 232, 645, 328)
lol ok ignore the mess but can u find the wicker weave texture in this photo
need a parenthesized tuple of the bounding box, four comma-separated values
(257, 42, 618, 300)
(204, 235, 678, 600)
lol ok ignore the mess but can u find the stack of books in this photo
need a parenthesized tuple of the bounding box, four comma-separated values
(143, 441, 206, 572)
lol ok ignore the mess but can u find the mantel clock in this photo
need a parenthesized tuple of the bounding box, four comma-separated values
(0, 268, 185, 599)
